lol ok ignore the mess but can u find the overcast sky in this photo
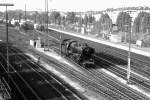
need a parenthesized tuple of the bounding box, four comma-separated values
(0, 0, 150, 12)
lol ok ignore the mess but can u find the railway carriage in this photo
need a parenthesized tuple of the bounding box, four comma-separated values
(61, 39, 95, 67)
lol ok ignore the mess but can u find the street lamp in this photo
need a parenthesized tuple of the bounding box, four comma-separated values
(0, 3, 14, 74)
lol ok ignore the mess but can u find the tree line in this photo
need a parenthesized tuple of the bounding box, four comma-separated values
(1, 10, 150, 41)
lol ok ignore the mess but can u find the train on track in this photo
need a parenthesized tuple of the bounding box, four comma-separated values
(61, 39, 95, 67)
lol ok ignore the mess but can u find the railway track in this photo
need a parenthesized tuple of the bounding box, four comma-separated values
(0, 43, 83, 100)
(31, 29, 150, 99)
(28, 46, 146, 100)
(48, 33, 150, 99)
(45, 27, 150, 85)
(1, 24, 150, 99)
(15, 46, 113, 99)
(0, 53, 41, 100)
(72, 55, 149, 100)
(87, 69, 148, 100)
(0, 28, 120, 99)
(9, 46, 83, 100)
(0, 26, 85, 99)
(3, 40, 127, 100)
(50, 45, 150, 99)
(98, 47, 150, 79)
(95, 55, 150, 92)
(94, 51, 150, 91)
(64, 54, 149, 100)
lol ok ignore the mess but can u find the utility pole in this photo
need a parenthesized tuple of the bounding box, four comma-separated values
(0, 3, 14, 86)
(25, 4, 26, 21)
(47, 0, 48, 34)
(25, 4, 27, 33)
(47, 0, 49, 50)
(126, 11, 132, 84)
(44, 0, 49, 51)
(46, 0, 49, 51)
(6, 5, 9, 73)
(60, 33, 62, 56)
(44, 0, 47, 51)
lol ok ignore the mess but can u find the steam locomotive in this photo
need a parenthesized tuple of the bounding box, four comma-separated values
(61, 39, 95, 67)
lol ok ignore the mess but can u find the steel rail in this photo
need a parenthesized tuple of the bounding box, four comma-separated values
(53, 46, 149, 99)
(7, 45, 79, 100)
(62, 55, 144, 100)
(0, 53, 42, 100)
(31, 48, 135, 99)
(0, 62, 27, 100)
(25, 47, 116, 99)
(94, 55, 150, 98)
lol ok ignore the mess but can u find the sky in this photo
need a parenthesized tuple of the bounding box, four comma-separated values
(0, 0, 150, 12)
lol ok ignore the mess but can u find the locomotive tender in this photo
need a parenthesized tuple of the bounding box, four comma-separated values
(61, 39, 95, 67)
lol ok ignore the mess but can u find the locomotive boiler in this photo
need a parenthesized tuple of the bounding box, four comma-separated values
(61, 39, 95, 67)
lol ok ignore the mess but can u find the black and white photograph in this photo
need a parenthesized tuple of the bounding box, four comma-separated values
(0, 0, 150, 100)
